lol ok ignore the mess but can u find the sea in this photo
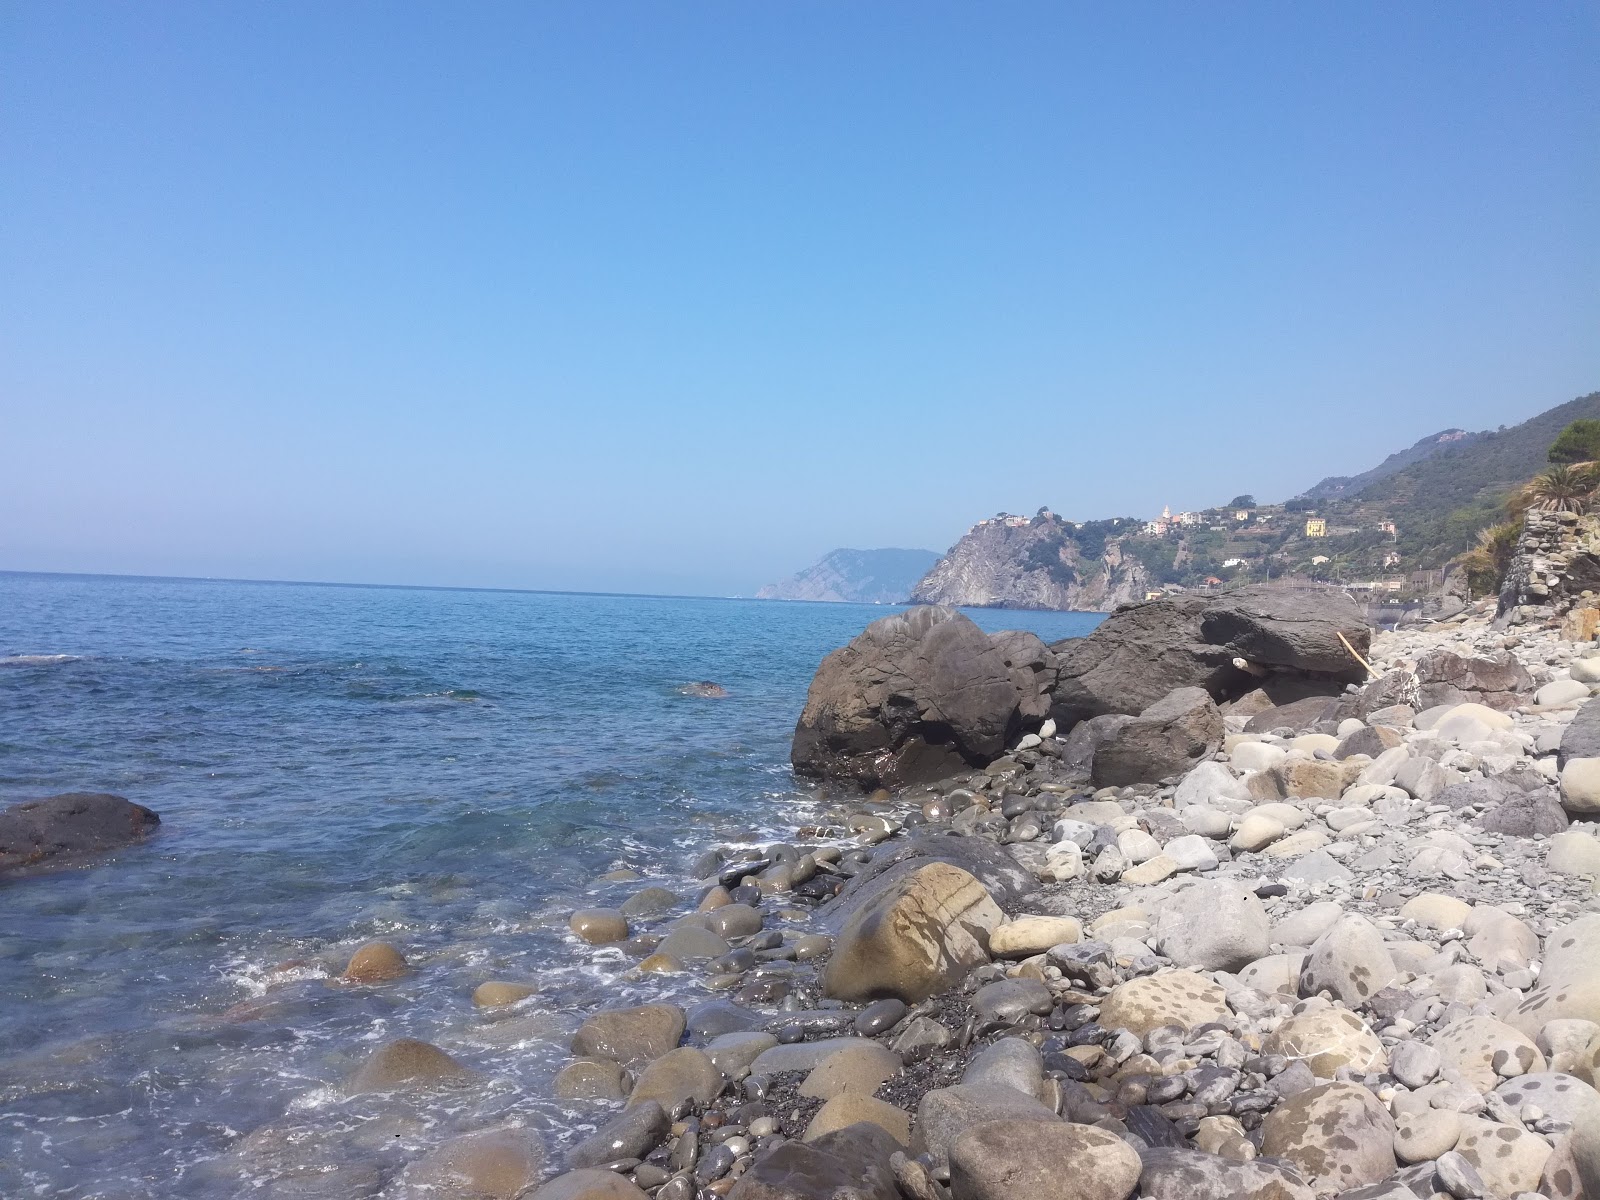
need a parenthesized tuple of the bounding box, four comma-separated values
(0, 571, 1103, 1197)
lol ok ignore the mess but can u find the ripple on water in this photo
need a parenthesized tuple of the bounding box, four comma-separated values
(0, 574, 1104, 1193)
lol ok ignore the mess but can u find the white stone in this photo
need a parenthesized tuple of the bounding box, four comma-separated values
(1179, 806, 1233, 838)
(1572, 658, 1600, 684)
(1230, 813, 1285, 852)
(1230, 741, 1288, 772)
(1437, 702, 1517, 732)
(1291, 734, 1341, 756)
(1538, 678, 1592, 708)
(1550, 830, 1600, 877)
(1165, 834, 1220, 872)
(1117, 828, 1162, 864)
(1562, 758, 1600, 815)
(1174, 761, 1250, 809)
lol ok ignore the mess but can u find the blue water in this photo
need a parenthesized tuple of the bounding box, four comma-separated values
(0, 572, 1102, 1197)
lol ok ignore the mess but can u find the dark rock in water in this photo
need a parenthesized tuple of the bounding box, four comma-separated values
(680, 682, 729, 698)
(1561, 697, 1600, 768)
(822, 835, 1037, 927)
(1139, 1146, 1315, 1200)
(727, 1121, 900, 1199)
(0, 792, 160, 874)
(1413, 648, 1532, 712)
(1050, 585, 1369, 727)
(1091, 688, 1224, 786)
(790, 606, 1045, 790)
(686, 999, 763, 1039)
(347, 1038, 476, 1093)
(567, 1101, 670, 1169)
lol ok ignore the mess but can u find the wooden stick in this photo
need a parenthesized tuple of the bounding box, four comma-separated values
(1337, 630, 1375, 677)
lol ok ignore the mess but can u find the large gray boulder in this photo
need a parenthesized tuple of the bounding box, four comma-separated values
(1153, 879, 1270, 971)
(1050, 585, 1370, 727)
(1413, 648, 1533, 711)
(0, 792, 160, 875)
(791, 607, 1043, 789)
(1561, 697, 1600, 768)
(1090, 688, 1224, 787)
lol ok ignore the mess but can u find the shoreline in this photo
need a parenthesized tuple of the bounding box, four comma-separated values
(9, 590, 1600, 1199)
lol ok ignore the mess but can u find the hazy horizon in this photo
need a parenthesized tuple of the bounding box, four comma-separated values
(4, 4, 1596, 595)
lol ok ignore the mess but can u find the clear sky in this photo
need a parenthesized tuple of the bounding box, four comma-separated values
(3, 3, 1596, 596)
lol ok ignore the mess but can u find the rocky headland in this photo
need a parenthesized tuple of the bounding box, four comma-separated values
(908, 510, 1150, 611)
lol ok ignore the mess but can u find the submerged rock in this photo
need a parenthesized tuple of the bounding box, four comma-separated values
(0, 791, 160, 874)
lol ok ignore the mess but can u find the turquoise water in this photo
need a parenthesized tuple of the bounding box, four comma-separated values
(0, 572, 1102, 1197)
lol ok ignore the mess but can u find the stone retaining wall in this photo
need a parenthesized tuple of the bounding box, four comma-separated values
(1497, 510, 1600, 634)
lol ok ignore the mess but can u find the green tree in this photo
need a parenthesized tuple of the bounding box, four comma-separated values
(1516, 464, 1599, 515)
(1548, 419, 1600, 464)
(1228, 494, 1256, 509)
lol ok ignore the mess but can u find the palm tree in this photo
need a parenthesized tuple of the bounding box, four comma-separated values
(1515, 464, 1599, 515)
(1459, 521, 1521, 595)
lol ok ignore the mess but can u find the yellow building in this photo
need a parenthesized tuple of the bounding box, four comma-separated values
(1305, 518, 1327, 537)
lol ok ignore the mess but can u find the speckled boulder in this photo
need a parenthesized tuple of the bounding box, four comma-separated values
(1453, 1116, 1553, 1199)
(1299, 915, 1398, 1005)
(1258, 1081, 1396, 1192)
(1138, 1146, 1315, 1200)
(1431, 1015, 1545, 1092)
(1099, 970, 1230, 1036)
(1264, 1008, 1387, 1078)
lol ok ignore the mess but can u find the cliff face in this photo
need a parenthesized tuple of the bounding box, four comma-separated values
(909, 514, 1149, 611)
(756, 548, 940, 604)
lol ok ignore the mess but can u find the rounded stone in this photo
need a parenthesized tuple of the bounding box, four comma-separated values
(528, 1169, 649, 1200)
(797, 1041, 902, 1101)
(473, 981, 537, 1008)
(1259, 1081, 1396, 1192)
(619, 886, 677, 918)
(343, 941, 408, 983)
(988, 915, 1082, 959)
(707, 903, 763, 939)
(1400, 893, 1473, 931)
(1099, 970, 1229, 1035)
(347, 1037, 476, 1093)
(625, 1046, 721, 1111)
(1431, 1015, 1546, 1092)
(1561, 758, 1600, 815)
(401, 1127, 545, 1199)
(855, 998, 909, 1036)
(1264, 1008, 1386, 1079)
(553, 1058, 631, 1101)
(948, 1119, 1141, 1200)
(570, 1004, 686, 1070)
(569, 909, 629, 944)
(1394, 1109, 1461, 1164)
(1453, 1115, 1554, 1200)
(802, 1093, 912, 1148)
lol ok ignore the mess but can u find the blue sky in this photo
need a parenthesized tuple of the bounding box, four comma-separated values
(3, 3, 1596, 595)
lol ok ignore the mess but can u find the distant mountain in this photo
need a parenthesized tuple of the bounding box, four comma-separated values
(756, 548, 940, 604)
(1301, 428, 1482, 500)
(1296, 391, 1600, 565)
(909, 511, 1150, 611)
